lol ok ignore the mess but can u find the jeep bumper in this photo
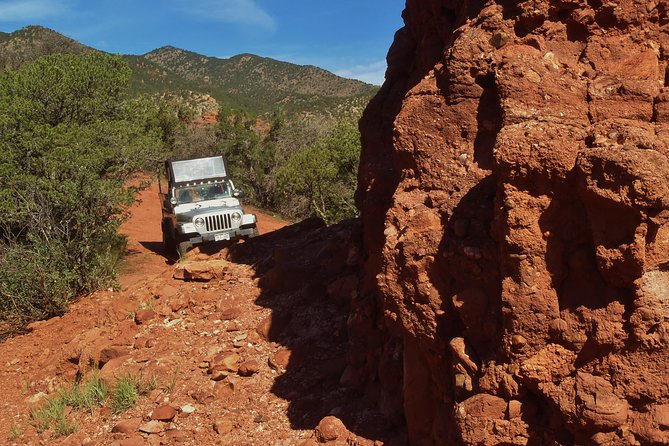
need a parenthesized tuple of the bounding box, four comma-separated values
(179, 225, 258, 245)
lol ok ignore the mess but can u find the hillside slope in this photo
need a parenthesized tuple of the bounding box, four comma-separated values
(0, 26, 377, 117)
(0, 26, 91, 70)
(144, 47, 377, 115)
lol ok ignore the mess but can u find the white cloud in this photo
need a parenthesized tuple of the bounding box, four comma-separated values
(0, 0, 65, 21)
(335, 59, 387, 86)
(179, 0, 275, 30)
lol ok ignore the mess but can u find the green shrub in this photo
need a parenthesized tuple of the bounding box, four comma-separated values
(59, 372, 108, 413)
(30, 397, 76, 436)
(8, 423, 24, 441)
(275, 119, 361, 224)
(0, 53, 162, 328)
(110, 374, 156, 414)
(29, 371, 154, 438)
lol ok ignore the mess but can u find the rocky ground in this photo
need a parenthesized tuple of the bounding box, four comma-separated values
(0, 182, 403, 446)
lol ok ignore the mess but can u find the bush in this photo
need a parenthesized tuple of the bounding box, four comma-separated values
(29, 370, 154, 438)
(0, 53, 162, 328)
(111, 374, 156, 414)
(275, 119, 361, 223)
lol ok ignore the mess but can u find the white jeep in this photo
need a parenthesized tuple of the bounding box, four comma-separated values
(159, 155, 258, 257)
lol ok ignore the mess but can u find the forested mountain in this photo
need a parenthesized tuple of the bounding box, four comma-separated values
(0, 26, 377, 116)
(0, 26, 91, 69)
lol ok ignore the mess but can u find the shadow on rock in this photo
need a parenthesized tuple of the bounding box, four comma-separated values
(226, 218, 406, 444)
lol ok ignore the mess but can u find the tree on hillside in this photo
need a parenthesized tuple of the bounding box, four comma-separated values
(0, 53, 162, 326)
(276, 118, 361, 224)
(217, 110, 279, 209)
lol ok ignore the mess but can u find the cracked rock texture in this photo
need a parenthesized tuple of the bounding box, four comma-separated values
(355, 1, 669, 444)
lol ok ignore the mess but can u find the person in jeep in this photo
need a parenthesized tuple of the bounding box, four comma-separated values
(177, 182, 228, 203)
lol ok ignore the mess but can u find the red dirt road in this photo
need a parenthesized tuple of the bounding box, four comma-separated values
(0, 179, 393, 445)
(118, 181, 288, 288)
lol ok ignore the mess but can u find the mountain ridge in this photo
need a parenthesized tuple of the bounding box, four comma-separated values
(0, 25, 378, 116)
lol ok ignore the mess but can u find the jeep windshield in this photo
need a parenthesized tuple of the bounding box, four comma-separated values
(175, 181, 231, 204)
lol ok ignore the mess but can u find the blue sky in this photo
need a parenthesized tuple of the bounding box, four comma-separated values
(0, 0, 406, 85)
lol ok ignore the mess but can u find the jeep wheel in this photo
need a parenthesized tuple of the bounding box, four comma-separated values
(177, 241, 193, 258)
(162, 221, 177, 257)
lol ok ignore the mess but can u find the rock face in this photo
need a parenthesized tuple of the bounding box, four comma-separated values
(356, 1, 669, 444)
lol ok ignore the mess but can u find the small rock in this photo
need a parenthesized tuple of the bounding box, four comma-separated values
(255, 313, 290, 341)
(150, 404, 177, 421)
(524, 69, 542, 83)
(453, 219, 469, 237)
(112, 418, 142, 434)
(457, 153, 469, 166)
(268, 349, 292, 371)
(139, 420, 164, 434)
(156, 284, 179, 300)
(315, 416, 348, 442)
(507, 400, 522, 419)
(548, 318, 568, 337)
(167, 430, 190, 443)
(191, 388, 214, 404)
(254, 414, 268, 423)
(454, 373, 473, 392)
(653, 403, 669, 428)
(226, 322, 242, 332)
(209, 352, 241, 377)
(168, 298, 188, 313)
(99, 406, 112, 419)
(174, 260, 228, 281)
(213, 380, 235, 399)
(256, 316, 273, 340)
(134, 310, 156, 325)
(246, 330, 261, 344)
(511, 335, 527, 349)
(99, 355, 132, 383)
(448, 337, 478, 373)
(99, 346, 129, 366)
(213, 417, 234, 435)
(118, 436, 144, 446)
(220, 307, 241, 321)
(490, 31, 511, 48)
(180, 403, 196, 415)
(25, 391, 47, 406)
(238, 359, 260, 377)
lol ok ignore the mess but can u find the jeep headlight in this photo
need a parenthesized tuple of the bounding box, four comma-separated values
(231, 212, 242, 223)
(194, 217, 205, 228)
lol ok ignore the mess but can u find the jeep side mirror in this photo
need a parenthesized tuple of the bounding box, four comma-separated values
(170, 197, 178, 205)
(232, 189, 245, 198)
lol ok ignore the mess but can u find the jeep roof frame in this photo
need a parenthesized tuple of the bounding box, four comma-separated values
(165, 155, 230, 188)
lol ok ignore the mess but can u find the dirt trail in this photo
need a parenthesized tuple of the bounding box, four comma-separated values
(117, 183, 287, 288)
(0, 181, 395, 445)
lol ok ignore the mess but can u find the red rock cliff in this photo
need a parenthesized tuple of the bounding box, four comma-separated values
(356, 1, 669, 444)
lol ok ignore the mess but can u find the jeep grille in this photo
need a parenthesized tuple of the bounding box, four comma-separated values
(205, 214, 232, 232)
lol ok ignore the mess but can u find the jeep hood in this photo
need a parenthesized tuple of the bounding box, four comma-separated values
(174, 198, 242, 216)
